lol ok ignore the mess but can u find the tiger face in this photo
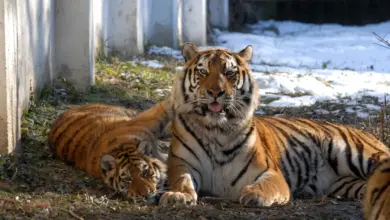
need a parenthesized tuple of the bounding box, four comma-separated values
(100, 153, 166, 198)
(173, 43, 259, 127)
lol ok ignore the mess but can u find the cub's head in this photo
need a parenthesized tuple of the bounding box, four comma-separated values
(173, 42, 259, 127)
(99, 152, 166, 198)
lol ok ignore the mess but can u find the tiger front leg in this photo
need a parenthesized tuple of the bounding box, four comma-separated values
(239, 169, 290, 207)
(159, 154, 199, 206)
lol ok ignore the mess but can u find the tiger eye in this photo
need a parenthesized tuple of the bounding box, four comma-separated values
(198, 69, 207, 75)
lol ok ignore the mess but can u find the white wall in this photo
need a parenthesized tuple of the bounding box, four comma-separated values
(0, 0, 56, 154)
(208, 0, 229, 29)
(55, 0, 95, 90)
(105, 0, 144, 57)
(146, 0, 179, 48)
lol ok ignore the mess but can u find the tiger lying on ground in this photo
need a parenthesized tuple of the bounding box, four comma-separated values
(48, 101, 173, 198)
(364, 158, 390, 220)
(153, 42, 390, 209)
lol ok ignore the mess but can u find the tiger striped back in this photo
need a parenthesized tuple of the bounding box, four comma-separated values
(364, 158, 390, 220)
(48, 101, 172, 198)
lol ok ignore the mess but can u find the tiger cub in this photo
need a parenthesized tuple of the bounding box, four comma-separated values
(48, 100, 172, 198)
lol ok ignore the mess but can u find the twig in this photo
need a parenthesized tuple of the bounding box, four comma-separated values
(60, 208, 84, 220)
(373, 32, 390, 49)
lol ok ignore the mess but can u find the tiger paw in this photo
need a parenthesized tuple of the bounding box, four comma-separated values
(159, 191, 197, 206)
(239, 184, 289, 207)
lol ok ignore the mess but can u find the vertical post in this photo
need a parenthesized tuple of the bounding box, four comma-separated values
(55, 0, 95, 90)
(208, 0, 229, 29)
(141, 0, 151, 46)
(147, 0, 179, 48)
(181, 0, 207, 46)
(105, 0, 143, 57)
(0, 0, 18, 154)
(93, 0, 105, 57)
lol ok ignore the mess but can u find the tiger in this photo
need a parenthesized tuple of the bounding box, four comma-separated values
(156, 42, 390, 208)
(364, 158, 390, 220)
(48, 100, 173, 198)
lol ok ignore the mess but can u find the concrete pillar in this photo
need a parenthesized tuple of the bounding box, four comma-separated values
(105, 0, 143, 57)
(55, 0, 95, 90)
(147, 0, 179, 49)
(0, 0, 56, 154)
(208, 0, 229, 29)
(93, 0, 106, 57)
(181, 0, 207, 46)
(141, 0, 151, 46)
(0, 0, 18, 155)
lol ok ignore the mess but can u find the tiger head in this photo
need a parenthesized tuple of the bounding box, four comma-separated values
(172, 42, 259, 128)
(99, 151, 167, 198)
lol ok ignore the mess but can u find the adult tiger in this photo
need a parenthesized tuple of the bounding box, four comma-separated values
(158, 42, 390, 208)
(48, 101, 172, 198)
(364, 158, 390, 220)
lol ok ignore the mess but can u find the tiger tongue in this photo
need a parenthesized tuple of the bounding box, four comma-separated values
(208, 102, 223, 112)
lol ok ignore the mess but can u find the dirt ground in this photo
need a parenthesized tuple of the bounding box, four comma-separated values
(0, 54, 388, 220)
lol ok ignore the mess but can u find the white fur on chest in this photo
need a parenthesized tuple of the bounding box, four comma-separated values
(173, 117, 258, 200)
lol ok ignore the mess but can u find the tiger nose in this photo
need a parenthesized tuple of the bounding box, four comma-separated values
(207, 88, 225, 98)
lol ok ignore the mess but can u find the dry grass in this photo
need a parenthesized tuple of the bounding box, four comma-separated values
(0, 55, 388, 219)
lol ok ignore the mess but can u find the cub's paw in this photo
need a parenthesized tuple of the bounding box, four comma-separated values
(239, 184, 289, 207)
(159, 191, 197, 206)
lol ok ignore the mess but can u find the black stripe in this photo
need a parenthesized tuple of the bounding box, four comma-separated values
(216, 126, 254, 165)
(327, 141, 339, 175)
(171, 153, 201, 191)
(371, 181, 390, 205)
(281, 159, 292, 188)
(330, 178, 358, 196)
(259, 119, 295, 187)
(331, 125, 364, 179)
(309, 184, 317, 195)
(240, 70, 246, 95)
(222, 127, 254, 155)
(59, 115, 93, 162)
(354, 182, 365, 199)
(182, 69, 189, 102)
(179, 115, 211, 159)
(381, 168, 390, 173)
(247, 72, 253, 94)
(349, 130, 366, 178)
(343, 179, 359, 198)
(353, 130, 386, 153)
(173, 133, 201, 164)
(294, 119, 323, 146)
(290, 136, 313, 187)
(254, 160, 269, 182)
(272, 126, 304, 192)
(231, 152, 255, 186)
(66, 121, 101, 163)
(374, 199, 386, 220)
(260, 119, 295, 172)
(272, 117, 319, 148)
(53, 114, 89, 146)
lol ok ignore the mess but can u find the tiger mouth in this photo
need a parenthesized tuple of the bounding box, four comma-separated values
(206, 102, 225, 114)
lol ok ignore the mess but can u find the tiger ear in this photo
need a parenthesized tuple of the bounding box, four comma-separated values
(237, 45, 253, 61)
(182, 42, 199, 62)
(100, 154, 116, 176)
